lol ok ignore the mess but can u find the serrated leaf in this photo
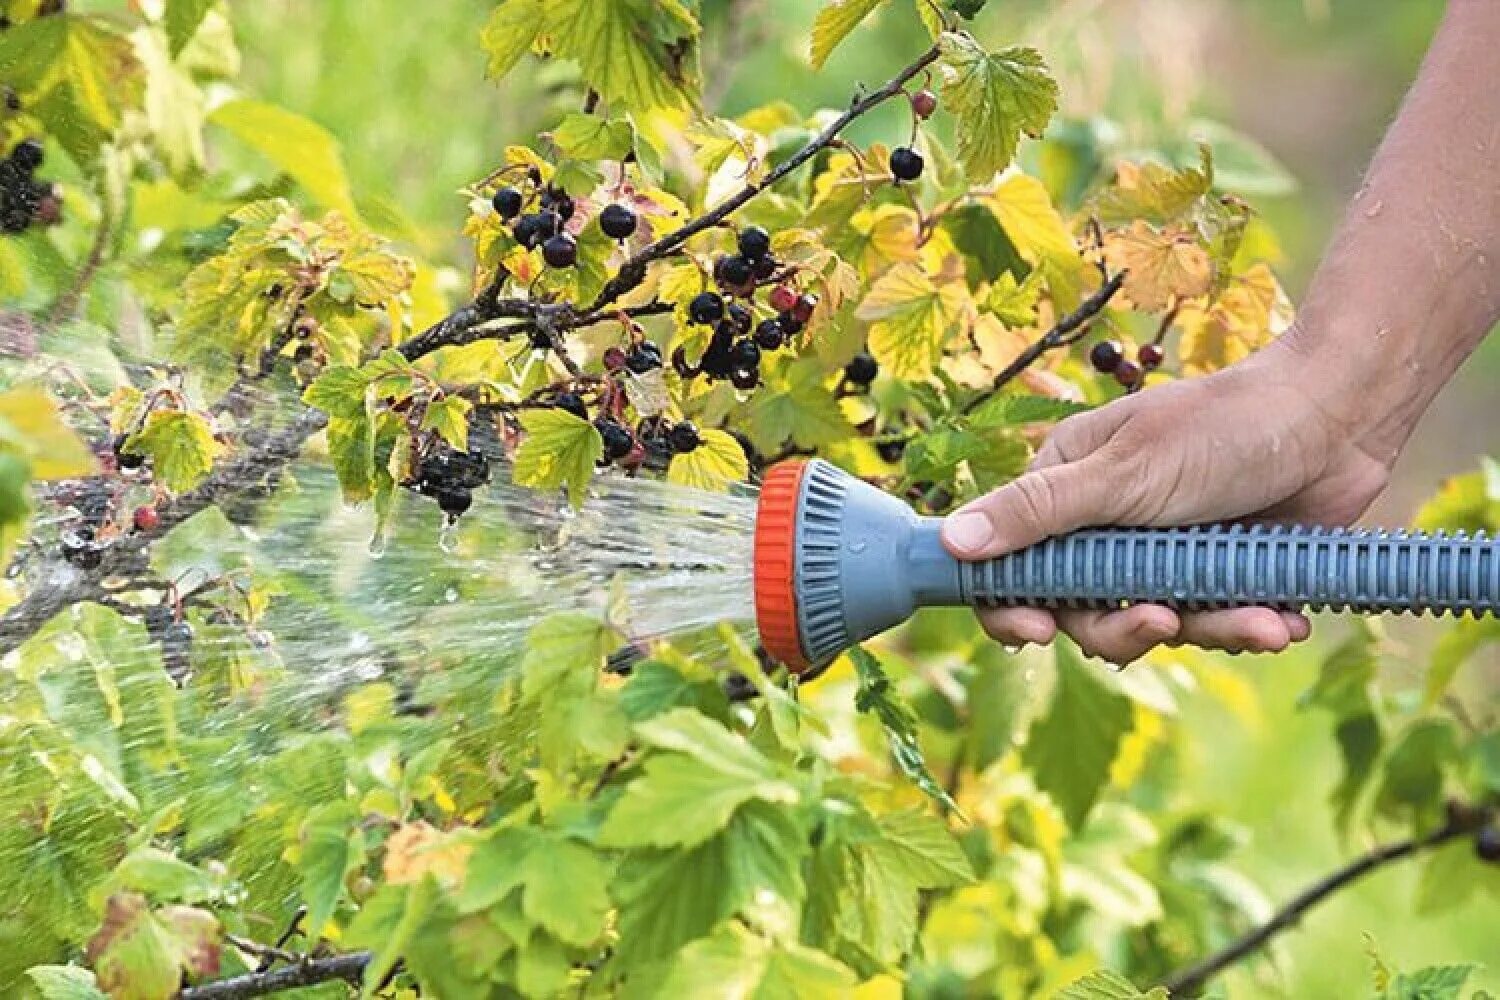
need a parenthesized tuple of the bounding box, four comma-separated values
(1176, 263, 1292, 375)
(1056, 969, 1168, 1000)
(1090, 148, 1213, 228)
(0, 14, 144, 133)
(667, 428, 748, 492)
(968, 393, 1090, 429)
(513, 408, 603, 508)
(983, 172, 1087, 309)
(300, 802, 366, 938)
(420, 396, 471, 451)
(137, 26, 206, 180)
(480, 0, 547, 78)
(84, 893, 221, 1000)
(1103, 221, 1214, 313)
(520, 837, 613, 946)
(1380, 965, 1475, 1000)
(126, 410, 222, 494)
(849, 647, 961, 814)
(552, 112, 636, 160)
(26, 966, 109, 1000)
(658, 921, 857, 998)
(938, 33, 1058, 181)
(210, 99, 358, 218)
(1024, 641, 1133, 829)
(164, 0, 214, 55)
(984, 269, 1042, 326)
(745, 359, 854, 455)
(809, 0, 889, 69)
(858, 263, 971, 380)
(544, 0, 700, 112)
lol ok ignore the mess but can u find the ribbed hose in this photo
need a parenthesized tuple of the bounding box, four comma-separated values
(958, 525, 1500, 617)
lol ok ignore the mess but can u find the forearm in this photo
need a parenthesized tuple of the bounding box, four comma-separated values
(1279, 0, 1500, 466)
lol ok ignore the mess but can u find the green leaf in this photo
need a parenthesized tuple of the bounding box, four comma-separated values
(745, 359, 854, 455)
(136, 27, 206, 180)
(968, 393, 1090, 429)
(809, 0, 889, 69)
(870, 810, 973, 887)
(1024, 640, 1133, 829)
(480, 0, 546, 78)
(1380, 965, 1475, 1000)
(420, 396, 472, 451)
(1425, 616, 1500, 706)
(209, 99, 358, 218)
(513, 408, 603, 508)
(125, 410, 222, 494)
(938, 33, 1059, 182)
(25, 966, 108, 1000)
(520, 837, 612, 946)
(1057, 969, 1168, 1000)
(948, 0, 989, 17)
(0, 14, 144, 134)
(1376, 719, 1458, 819)
(552, 112, 637, 161)
(106, 848, 215, 905)
(300, 802, 366, 939)
(544, 0, 701, 112)
(344, 880, 436, 998)
(620, 659, 731, 722)
(164, 0, 215, 55)
(848, 647, 962, 814)
(658, 921, 857, 998)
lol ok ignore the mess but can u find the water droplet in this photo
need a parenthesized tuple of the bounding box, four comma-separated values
(438, 520, 459, 554)
(367, 533, 387, 559)
(847, 539, 868, 554)
(445, 587, 459, 604)
(1363, 200, 1383, 218)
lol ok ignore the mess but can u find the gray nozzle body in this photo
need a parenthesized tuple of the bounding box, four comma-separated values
(791, 459, 1500, 665)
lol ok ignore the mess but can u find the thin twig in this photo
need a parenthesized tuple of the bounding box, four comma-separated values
(177, 951, 371, 1000)
(47, 190, 114, 326)
(1158, 815, 1481, 996)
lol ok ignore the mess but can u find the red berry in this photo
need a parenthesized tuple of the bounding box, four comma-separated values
(133, 505, 160, 533)
(1089, 340, 1123, 374)
(768, 285, 798, 314)
(1114, 359, 1143, 387)
(791, 293, 818, 325)
(911, 89, 938, 119)
(603, 346, 628, 372)
(1139, 343, 1165, 369)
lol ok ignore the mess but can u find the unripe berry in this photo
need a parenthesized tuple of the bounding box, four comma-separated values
(910, 89, 938, 119)
(600, 203, 638, 240)
(132, 505, 160, 533)
(791, 292, 818, 325)
(1114, 359, 1143, 387)
(492, 186, 523, 219)
(768, 285, 798, 314)
(890, 146, 924, 182)
(1089, 340, 1124, 374)
(603, 346, 628, 372)
(1139, 343, 1165, 370)
(845, 352, 878, 386)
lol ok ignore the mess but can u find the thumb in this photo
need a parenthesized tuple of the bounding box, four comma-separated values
(941, 456, 1124, 560)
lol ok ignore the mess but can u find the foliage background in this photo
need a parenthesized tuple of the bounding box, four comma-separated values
(4, 0, 1498, 996)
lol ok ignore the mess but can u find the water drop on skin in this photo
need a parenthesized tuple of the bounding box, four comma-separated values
(1363, 200, 1383, 218)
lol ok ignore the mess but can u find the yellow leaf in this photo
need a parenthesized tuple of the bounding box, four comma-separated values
(383, 821, 472, 890)
(1090, 146, 1213, 227)
(1104, 221, 1214, 313)
(982, 173, 1087, 310)
(1176, 263, 1291, 375)
(857, 263, 972, 380)
(513, 408, 603, 508)
(841, 204, 921, 275)
(667, 428, 748, 492)
(810, 0, 888, 69)
(0, 387, 97, 480)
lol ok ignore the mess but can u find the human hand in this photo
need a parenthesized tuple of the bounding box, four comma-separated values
(940, 338, 1393, 664)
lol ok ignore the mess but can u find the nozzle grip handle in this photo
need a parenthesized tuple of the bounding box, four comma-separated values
(914, 521, 1500, 617)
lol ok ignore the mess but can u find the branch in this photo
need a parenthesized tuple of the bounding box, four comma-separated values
(1158, 814, 1482, 996)
(47, 186, 114, 326)
(961, 269, 1126, 414)
(178, 951, 371, 1000)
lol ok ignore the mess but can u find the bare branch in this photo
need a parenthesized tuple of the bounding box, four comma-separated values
(177, 951, 371, 1000)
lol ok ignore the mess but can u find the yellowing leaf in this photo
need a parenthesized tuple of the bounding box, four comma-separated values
(667, 428, 748, 492)
(983, 173, 1086, 309)
(85, 892, 221, 1000)
(857, 263, 972, 380)
(514, 408, 603, 508)
(480, 0, 547, 78)
(1091, 147, 1213, 227)
(420, 396, 472, 451)
(0, 387, 96, 480)
(210, 99, 358, 218)
(0, 14, 144, 133)
(1104, 221, 1214, 313)
(1176, 263, 1291, 375)
(985, 270, 1042, 327)
(552, 112, 636, 160)
(125, 410, 222, 494)
(810, 0, 889, 69)
(838, 204, 921, 276)
(545, 0, 700, 112)
(383, 821, 473, 890)
(938, 33, 1058, 182)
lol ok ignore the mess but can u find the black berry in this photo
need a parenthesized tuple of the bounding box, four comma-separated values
(731, 368, 759, 390)
(715, 254, 754, 290)
(777, 311, 804, 336)
(844, 352, 878, 386)
(492, 186, 523, 219)
(436, 486, 473, 519)
(542, 232, 578, 268)
(600, 203, 638, 240)
(1139, 343, 1165, 370)
(877, 438, 906, 463)
(688, 291, 725, 325)
(737, 226, 771, 261)
(890, 147, 925, 182)
(752, 254, 778, 281)
(61, 530, 102, 570)
(731, 339, 761, 370)
(626, 341, 663, 374)
(11, 139, 43, 172)
(554, 392, 588, 421)
(512, 213, 543, 249)
(1089, 340, 1123, 374)
(754, 319, 784, 351)
(727, 302, 753, 335)
(1477, 827, 1500, 863)
(595, 419, 634, 462)
(669, 421, 701, 454)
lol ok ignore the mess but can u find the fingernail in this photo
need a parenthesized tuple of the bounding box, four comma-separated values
(944, 511, 994, 556)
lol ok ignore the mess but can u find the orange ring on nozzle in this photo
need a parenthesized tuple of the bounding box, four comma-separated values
(753, 460, 810, 673)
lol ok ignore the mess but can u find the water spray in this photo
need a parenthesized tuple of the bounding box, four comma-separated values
(753, 459, 1500, 671)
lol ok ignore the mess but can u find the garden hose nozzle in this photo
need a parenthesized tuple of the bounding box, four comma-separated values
(752, 459, 1500, 672)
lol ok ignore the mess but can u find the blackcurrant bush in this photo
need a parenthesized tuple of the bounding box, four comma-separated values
(791, 293, 818, 325)
(492, 186, 523, 219)
(890, 146, 925, 182)
(554, 391, 588, 421)
(595, 418, 634, 462)
(731, 368, 759, 390)
(911, 89, 938, 119)
(688, 291, 725, 325)
(600, 203, 638, 240)
(1477, 827, 1500, 863)
(715, 254, 754, 290)
(754, 319, 784, 351)
(1139, 343, 1165, 370)
(737, 225, 771, 261)
(671, 345, 698, 379)
(602, 346, 628, 372)
(1114, 359, 1143, 387)
(626, 341, 663, 374)
(528, 327, 553, 350)
(845, 351, 879, 386)
(768, 285, 798, 314)
(547, 189, 575, 221)
(11, 139, 43, 172)
(537, 210, 562, 239)
(542, 232, 578, 268)
(727, 302, 753, 334)
(731, 339, 761, 370)
(669, 421, 701, 454)
(1089, 340, 1124, 374)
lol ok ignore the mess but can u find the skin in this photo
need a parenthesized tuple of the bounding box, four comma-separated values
(942, 0, 1500, 665)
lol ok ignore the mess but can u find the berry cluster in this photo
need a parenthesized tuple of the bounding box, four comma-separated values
(1, 139, 62, 234)
(413, 443, 491, 520)
(1089, 339, 1164, 387)
(491, 170, 579, 268)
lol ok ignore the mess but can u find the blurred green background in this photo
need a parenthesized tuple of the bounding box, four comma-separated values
(217, 1, 1498, 995)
